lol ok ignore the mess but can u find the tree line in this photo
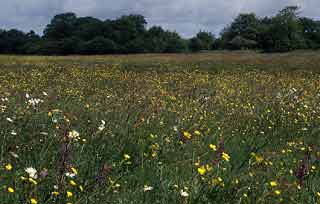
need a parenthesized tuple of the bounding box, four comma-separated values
(0, 6, 319, 55)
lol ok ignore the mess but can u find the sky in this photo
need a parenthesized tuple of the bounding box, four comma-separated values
(0, 0, 319, 38)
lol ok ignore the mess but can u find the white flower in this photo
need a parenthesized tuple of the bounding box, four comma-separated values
(26, 93, 30, 99)
(11, 130, 17, 135)
(6, 118, 13, 123)
(180, 189, 189, 197)
(98, 120, 106, 131)
(143, 185, 153, 192)
(65, 172, 76, 178)
(68, 130, 80, 139)
(25, 167, 38, 179)
(43, 91, 48, 96)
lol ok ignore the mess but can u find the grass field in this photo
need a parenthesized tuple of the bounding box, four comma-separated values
(0, 51, 320, 204)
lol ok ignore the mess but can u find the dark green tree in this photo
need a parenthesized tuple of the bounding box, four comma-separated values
(43, 13, 77, 40)
(190, 31, 215, 52)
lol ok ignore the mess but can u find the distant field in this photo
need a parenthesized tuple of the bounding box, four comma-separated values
(0, 51, 320, 204)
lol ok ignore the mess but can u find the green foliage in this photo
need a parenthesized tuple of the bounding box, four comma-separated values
(1, 6, 320, 54)
(190, 31, 215, 52)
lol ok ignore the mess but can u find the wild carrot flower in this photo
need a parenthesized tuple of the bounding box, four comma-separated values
(143, 185, 153, 192)
(25, 167, 37, 179)
(180, 189, 189, 197)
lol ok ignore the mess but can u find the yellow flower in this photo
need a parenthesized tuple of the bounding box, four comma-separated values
(71, 167, 78, 175)
(183, 131, 192, 139)
(7, 187, 15, 193)
(270, 181, 277, 187)
(194, 130, 201, 136)
(317, 192, 320, 197)
(52, 191, 60, 196)
(275, 190, 281, 195)
(30, 198, 38, 204)
(255, 155, 264, 163)
(124, 154, 131, 160)
(48, 111, 53, 117)
(69, 180, 77, 186)
(209, 144, 217, 151)
(197, 166, 206, 176)
(222, 152, 230, 162)
(67, 191, 73, 197)
(79, 185, 84, 192)
(29, 178, 38, 185)
(5, 163, 13, 171)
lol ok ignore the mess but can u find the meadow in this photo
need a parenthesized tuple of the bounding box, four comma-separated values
(0, 51, 320, 204)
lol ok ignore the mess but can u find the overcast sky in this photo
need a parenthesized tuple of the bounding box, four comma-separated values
(0, 0, 319, 37)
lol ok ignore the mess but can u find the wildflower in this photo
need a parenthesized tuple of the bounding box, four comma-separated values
(209, 144, 217, 151)
(183, 131, 191, 139)
(29, 178, 38, 185)
(30, 198, 38, 204)
(6, 117, 13, 123)
(68, 130, 80, 139)
(124, 154, 131, 160)
(79, 185, 84, 192)
(143, 185, 153, 192)
(275, 190, 281, 195)
(5, 163, 13, 171)
(222, 152, 230, 162)
(25, 167, 37, 179)
(65, 172, 76, 178)
(52, 191, 60, 196)
(180, 189, 189, 197)
(7, 187, 15, 193)
(194, 130, 201, 136)
(255, 155, 264, 163)
(71, 167, 78, 175)
(197, 166, 206, 176)
(69, 180, 77, 186)
(98, 120, 106, 131)
(270, 181, 277, 187)
(317, 192, 320, 197)
(66, 191, 73, 197)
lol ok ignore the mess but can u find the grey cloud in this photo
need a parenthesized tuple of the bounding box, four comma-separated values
(0, 0, 319, 37)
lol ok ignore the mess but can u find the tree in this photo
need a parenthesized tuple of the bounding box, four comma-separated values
(189, 31, 215, 52)
(79, 37, 118, 54)
(300, 17, 320, 49)
(267, 6, 306, 52)
(43, 13, 77, 40)
(221, 13, 259, 49)
(164, 32, 188, 53)
(74, 17, 104, 41)
(112, 14, 147, 44)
